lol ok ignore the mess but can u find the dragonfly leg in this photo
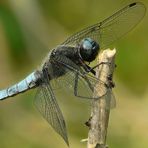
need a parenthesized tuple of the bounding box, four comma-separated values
(78, 59, 96, 75)
(89, 62, 111, 71)
(82, 62, 111, 75)
(84, 65, 96, 75)
(73, 72, 94, 99)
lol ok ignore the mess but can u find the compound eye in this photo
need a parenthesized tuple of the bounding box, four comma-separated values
(79, 38, 99, 62)
(83, 40, 93, 50)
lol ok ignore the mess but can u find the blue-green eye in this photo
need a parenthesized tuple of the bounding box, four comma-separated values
(79, 38, 100, 62)
(83, 40, 92, 50)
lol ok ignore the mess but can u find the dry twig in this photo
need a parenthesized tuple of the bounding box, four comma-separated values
(87, 49, 116, 148)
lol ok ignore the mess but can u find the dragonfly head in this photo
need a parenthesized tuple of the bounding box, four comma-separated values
(79, 38, 100, 62)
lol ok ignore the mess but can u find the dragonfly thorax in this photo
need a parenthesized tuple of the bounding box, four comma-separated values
(79, 38, 100, 62)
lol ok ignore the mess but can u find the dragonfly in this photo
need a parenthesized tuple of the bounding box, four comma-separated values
(0, 2, 146, 146)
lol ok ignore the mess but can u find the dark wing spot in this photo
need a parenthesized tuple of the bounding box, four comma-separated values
(129, 2, 136, 7)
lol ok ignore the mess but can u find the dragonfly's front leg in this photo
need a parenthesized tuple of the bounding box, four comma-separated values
(80, 61, 111, 76)
(89, 62, 111, 71)
(73, 72, 94, 99)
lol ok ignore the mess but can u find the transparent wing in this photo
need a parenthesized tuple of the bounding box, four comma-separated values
(73, 72, 107, 99)
(54, 70, 107, 99)
(51, 54, 108, 99)
(103, 88, 116, 110)
(62, 2, 146, 48)
(34, 72, 69, 145)
(51, 54, 116, 110)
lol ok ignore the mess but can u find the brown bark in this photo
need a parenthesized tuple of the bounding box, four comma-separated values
(87, 49, 116, 148)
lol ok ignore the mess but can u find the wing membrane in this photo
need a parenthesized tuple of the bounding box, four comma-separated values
(103, 88, 116, 109)
(51, 53, 116, 110)
(51, 54, 108, 99)
(62, 2, 146, 48)
(74, 73, 107, 99)
(34, 73, 69, 145)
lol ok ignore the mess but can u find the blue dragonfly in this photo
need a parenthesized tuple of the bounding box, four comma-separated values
(0, 2, 146, 145)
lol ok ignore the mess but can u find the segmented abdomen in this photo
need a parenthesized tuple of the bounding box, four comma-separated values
(0, 71, 41, 100)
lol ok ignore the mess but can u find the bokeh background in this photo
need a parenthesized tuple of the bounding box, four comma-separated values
(0, 0, 148, 148)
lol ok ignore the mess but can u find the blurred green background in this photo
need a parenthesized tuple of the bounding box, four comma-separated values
(0, 0, 148, 148)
